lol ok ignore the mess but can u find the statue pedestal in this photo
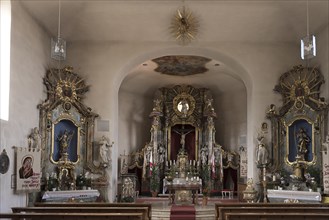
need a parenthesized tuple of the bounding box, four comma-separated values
(267, 189, 321, 203)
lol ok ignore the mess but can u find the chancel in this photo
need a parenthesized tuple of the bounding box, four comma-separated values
(1, 1, 329, 220)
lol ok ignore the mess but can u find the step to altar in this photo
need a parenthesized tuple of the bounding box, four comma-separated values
(152, 204, 215, 220)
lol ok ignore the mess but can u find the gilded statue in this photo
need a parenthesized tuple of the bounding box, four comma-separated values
(58, 129, 74, 156)
(296, 128, 310, 157)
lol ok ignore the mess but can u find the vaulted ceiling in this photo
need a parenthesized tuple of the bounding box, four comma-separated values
(20, 0, 329, 96)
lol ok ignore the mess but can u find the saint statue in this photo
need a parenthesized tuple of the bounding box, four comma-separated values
(158, 144, 165, 164)
(200, 146, 208, 165)
(256, 135, 269, 166)
(28, 127, 41, 150)
(296, 128, 310, 157)
(99, 136, 111, 165)
(58, 129, 74, 156)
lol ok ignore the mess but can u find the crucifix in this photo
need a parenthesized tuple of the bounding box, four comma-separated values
(173, 125, 193, 149)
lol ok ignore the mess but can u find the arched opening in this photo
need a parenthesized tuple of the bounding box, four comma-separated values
(116, 48, 250, 196)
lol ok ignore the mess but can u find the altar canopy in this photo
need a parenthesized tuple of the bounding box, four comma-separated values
(126, 85, 229, 195)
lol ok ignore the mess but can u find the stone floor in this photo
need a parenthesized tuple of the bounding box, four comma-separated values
(136, 196, 239, 220)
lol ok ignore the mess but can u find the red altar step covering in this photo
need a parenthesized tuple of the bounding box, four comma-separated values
(170, 205, 196, 220)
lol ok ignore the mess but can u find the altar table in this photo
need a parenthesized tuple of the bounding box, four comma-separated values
(267, 189, 321, 203)
(167, 184, 201, 205)
(42, 189, 100, 202)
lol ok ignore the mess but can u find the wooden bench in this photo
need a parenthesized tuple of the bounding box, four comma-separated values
(224, 212, 329, 220)
(12, 206, 149, 220)
(219, 207, 329, 220)
(0, 212, 143, 220)
(34, 202, 151, 219)
(215, 203, 329, 220)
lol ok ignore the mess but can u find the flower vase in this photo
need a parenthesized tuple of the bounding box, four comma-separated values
(151, 191, 158, 197)
(202, 196, 208, 206)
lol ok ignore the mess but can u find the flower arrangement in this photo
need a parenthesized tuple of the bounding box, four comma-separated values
(150, 163, 160, 194)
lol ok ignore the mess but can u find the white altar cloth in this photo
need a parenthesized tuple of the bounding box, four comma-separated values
(267, 189, 321, 203)
(42, 189, 100, 202)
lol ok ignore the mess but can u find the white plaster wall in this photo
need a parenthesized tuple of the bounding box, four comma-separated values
(310, 24, 329, 131)
(0, 2, 51, 212)
(216, 89, 247, 151)
(118, 90, 152, 157)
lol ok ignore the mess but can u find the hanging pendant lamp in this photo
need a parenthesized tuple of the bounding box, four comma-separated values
(301, 0, 316, 60)
(51, 0, 66, 61)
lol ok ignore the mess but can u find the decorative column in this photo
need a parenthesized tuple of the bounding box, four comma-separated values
(149, 99, 163, 165)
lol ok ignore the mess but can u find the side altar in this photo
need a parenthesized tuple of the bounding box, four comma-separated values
(260, 65, 329, 203)
(26, 67, 112, 204)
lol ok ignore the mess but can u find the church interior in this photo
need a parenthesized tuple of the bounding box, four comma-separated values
(0, 0, 329, 219)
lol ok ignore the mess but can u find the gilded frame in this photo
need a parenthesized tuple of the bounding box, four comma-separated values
(284, 116, 316, 166)
(50, 115, 81, 164)
(172, 92, 196, 118)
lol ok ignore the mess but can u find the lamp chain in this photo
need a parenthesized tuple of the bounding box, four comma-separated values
(306, 0, 309, 37)
(58, 0, 61, 39)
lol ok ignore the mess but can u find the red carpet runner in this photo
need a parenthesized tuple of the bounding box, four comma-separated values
(170, 205, 196, 220)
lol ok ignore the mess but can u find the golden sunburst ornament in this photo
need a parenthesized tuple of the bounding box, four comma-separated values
(170, 6, 199, 45)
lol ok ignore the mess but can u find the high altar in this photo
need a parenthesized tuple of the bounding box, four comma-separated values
(123, 85, 239, 200)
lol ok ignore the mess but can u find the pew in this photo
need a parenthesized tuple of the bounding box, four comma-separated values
(12, 206, 149, 220)
(0, 212, 143, 220)
(224, 212, 329, 220)
(215, 203, 329, 220)
(34, 202, 151, 219)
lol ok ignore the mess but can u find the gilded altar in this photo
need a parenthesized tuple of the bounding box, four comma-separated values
(30, 67, 111, 203)
(266, 65, 328, 192)
(122, 85, 239, 196)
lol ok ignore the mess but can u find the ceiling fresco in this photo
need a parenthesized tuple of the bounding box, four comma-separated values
(152, 55, 211, 76)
